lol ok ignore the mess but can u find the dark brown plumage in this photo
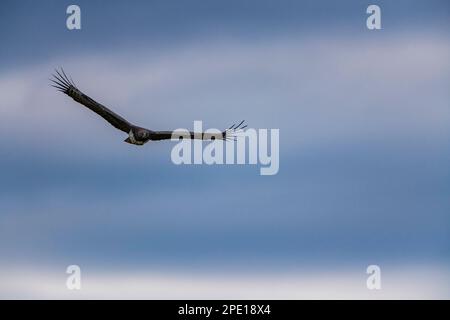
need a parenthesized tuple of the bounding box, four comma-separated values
(51, 68, 246, 145)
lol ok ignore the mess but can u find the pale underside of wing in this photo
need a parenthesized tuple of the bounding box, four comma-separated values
(151, 120, 247, 141)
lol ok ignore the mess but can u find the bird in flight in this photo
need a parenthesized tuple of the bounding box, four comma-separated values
(50, 69, 246, 145)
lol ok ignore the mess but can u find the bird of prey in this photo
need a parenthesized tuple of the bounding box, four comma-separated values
(50, 69, 246, 145)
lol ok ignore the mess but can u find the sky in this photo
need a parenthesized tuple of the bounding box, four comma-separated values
(0, 0, 449, 299)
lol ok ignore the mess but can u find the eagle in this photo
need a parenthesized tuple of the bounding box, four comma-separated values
(50, 69, 246, 145)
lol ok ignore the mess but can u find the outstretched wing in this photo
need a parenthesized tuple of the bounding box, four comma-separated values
(51, 69, 133, 133)
(150, 120, 247, 141)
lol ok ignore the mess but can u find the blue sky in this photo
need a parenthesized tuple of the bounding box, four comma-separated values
(0, 0, 449, 298)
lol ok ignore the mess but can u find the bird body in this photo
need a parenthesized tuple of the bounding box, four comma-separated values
(125, 127, 152, 145)
(50, 69, 246, 145)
